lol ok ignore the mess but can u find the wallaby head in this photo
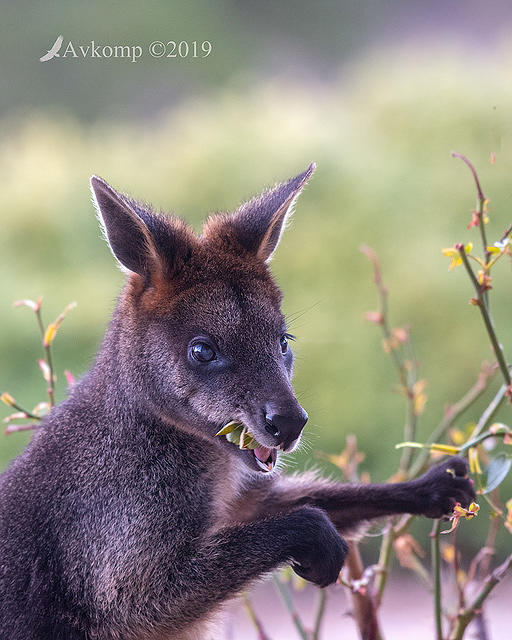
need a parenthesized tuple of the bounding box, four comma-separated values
(90, 164, 315, 474)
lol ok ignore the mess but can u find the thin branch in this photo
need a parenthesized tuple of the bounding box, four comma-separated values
(452, 152, 490, 278)
(361, 246, 425, 612)
(5, 422, 41, 435)
(449, 554, 512, 640)
(242, 593, 272, 640)
(360, 245, 408, 389)
(375, 526, 395, 607)
(1, 398, 41, 422)
(452, 529, 465, 611)
(431, 520, 443, 640)
(272, 575, 308, 640)
(451, 152, 485, 202)
(408, 363, 495, 478)
(467, 547, 495, 586)
(468, 383, 507, 441)
(394, 514, 415, 538)
(400, 398, 418, 473)
(312, 589, 327, 640)
(499, 223, 512, 244)
(470, 553, 512, 610)
(344, 543, 384, 640)
(458, 246, 511, 386)
(465, 489, 502, 640)
(477, 503, 501, 580)
(35, 307, 56, 407)
(360, 245, 418, 472)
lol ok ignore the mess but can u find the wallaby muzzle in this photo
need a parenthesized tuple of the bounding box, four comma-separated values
(264, 403, 308, 451)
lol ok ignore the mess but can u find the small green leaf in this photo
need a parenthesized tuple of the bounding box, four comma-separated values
(215, 421, 241, 437)
(482, 453, 512, 494)
(226, 428, 243, 445)
(224, 423, 260, 449)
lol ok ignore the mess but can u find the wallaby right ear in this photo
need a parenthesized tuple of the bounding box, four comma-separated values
(90, 176, 157, 277)
(204, 163, 316, 263)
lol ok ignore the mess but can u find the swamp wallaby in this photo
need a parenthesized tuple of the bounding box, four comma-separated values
(0, 164, 474, 639)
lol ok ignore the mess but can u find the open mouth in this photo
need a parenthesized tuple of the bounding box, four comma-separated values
(252, 446, 278, 472)
(215, 421, 278, 472)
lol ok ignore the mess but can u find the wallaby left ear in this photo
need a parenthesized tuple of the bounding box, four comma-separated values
(229, 163, 316, 262)
(90, 176, 194, 284)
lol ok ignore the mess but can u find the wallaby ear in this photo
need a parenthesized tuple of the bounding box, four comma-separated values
(90, 176, 157, 276)
(230, 163, 316, 262)
(91, 177, 197, 287)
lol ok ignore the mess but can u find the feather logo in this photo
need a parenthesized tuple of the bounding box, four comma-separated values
(40, 35, 64, 62)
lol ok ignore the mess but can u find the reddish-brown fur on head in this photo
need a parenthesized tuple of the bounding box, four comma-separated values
(91, 164, 315, 473)
(129, 219, 282, 317)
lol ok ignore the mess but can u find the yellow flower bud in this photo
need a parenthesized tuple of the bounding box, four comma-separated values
(1, 392, 16, 407)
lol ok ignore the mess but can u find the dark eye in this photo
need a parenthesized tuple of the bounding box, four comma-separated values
(280, 332, 295, 355)
(190, 341, 216, 363)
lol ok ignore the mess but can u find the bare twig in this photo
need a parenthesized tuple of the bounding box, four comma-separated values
(478, 507, 501, 579)
(361, 246, 423, 608)
(409, 363, 496, 478)
(467, 548, 494, 586)
(499, 223, 512, 244)
(1, 398, 40, 422)
(360, 247, 419, 474)
(5, 422, 40, 435)
(451, 152, 485, 203)
(431, 520, 443, 640)
(272, 575, 308, 640)
(452, 529, 465, 611)
(242, 593, 272, 640)
(375, 526, 394, 606)
(458, 246, 511, 387)
(344, 544, 384, 640)
(360, 245, 408, 387)
(468, 383, 507, 441)
(35, 306, 56, 407)
(452, 152, 490, 274)
(312, 589, 327, 640)
(465, 490, 502, 640)
(449, 554, 512, 640)
(374, 517, 417, 605)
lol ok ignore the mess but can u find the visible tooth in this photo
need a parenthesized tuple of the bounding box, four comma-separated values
(255, 457, 268, 472)
(239, 426, 247, 450)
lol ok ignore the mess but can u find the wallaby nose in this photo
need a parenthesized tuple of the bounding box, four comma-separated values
(264, 405, 308, 450)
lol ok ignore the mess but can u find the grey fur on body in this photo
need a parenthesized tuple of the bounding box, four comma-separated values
(0, 165, 474, 639)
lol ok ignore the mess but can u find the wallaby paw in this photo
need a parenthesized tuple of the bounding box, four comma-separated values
(414, 457, 476, 519)
(289, 506, 348, 588)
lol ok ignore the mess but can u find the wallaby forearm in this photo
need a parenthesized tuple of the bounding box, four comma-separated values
(163, 507, 346, 631)
(250, 461, 473, 533)
(253, 476, 417, 532)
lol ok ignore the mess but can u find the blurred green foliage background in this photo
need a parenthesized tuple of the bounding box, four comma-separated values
(1, 1, 512, 553)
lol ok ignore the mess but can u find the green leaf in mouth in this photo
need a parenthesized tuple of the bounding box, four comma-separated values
(215, 421, 260, 450)
(215, 421, 240, 437)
